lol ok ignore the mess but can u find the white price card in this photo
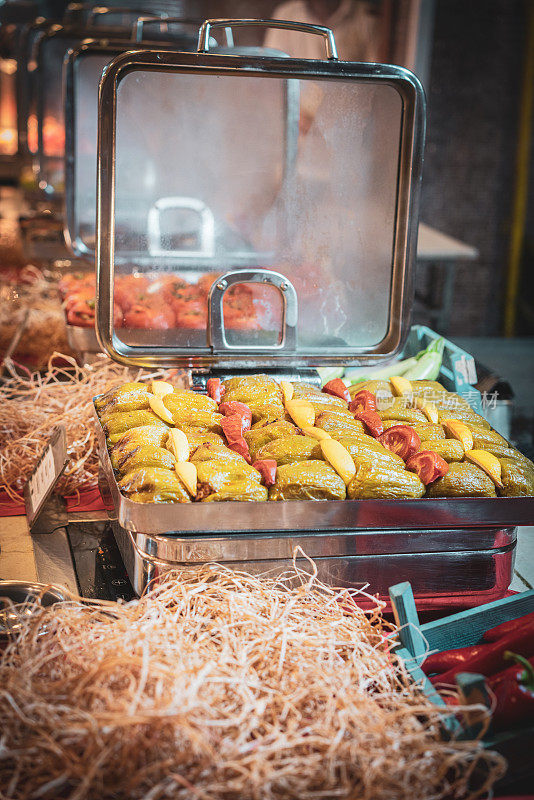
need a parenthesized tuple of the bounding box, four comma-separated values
(24, 426, 68, 529)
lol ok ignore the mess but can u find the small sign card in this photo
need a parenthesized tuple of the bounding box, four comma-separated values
(24, 426, 68, 530)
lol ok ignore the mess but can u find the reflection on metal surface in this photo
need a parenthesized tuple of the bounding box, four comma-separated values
(113, 524, 516, 609)
(0, 581, 68, 635)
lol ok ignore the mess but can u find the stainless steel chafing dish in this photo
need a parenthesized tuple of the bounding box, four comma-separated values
(18, 10, 180, 262)
(94, 18, 532, 605)
(35, 10, 186, 206)
(63, 17, 205, 262)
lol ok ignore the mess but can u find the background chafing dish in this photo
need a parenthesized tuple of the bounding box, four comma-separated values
(19, 9, 196, 264)
(35, 10, 184, 206)
(94, 19, 533, 601)
(64, 19, 207, 263)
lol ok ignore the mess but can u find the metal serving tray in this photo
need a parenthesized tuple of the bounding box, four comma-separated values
(112, 524, 516, 608)
(95, 407, 534, 535)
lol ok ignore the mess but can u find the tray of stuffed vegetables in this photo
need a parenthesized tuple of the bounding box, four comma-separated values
(94, 373, 534, 535)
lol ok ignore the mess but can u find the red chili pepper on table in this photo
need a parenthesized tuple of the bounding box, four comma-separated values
(427, 626, 534, 684)
(322, 378, 350, 403)
(488, 652, 534, 731)
(354, 410, 383, 438)
(253, 459, 277, 487)
(423, 645, 490, 675)
(483, 611, 534, 643)
(349, 390, 377, 414)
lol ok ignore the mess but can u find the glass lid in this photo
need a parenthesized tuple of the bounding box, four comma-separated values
(96, 19, 425, 369)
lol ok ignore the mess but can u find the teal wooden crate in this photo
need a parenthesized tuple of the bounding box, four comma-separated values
(390, 582, 534, 789)
(405, 325, 483, 413)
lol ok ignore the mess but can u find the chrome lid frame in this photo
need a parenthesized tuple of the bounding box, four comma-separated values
(96, 38, 425, 369)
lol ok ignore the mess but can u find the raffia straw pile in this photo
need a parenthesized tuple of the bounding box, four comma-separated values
(0, 353, 178, 501)
(0, 558, 505, 800)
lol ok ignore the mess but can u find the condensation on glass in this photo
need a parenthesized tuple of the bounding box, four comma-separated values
(109, 68, 403, 354)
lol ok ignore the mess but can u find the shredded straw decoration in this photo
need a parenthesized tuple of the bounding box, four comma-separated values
(0, 353, 180, 502)
(0, 558, 505, 799)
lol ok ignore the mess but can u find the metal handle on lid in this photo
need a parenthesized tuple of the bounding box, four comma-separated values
(208, 270, 298, 353)
(147, 196, 215, 258)
(198, 18, 338, 60)
(132, 16, 211, 43)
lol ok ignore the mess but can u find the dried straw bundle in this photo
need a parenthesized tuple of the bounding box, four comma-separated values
(0, 353, 178, 501)
(0, 560, 505, 800)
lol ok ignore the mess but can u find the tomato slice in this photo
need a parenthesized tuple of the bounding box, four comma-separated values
(175, 310, 207, 330)
(253, 459, 277, 487)
(377, 425, 421, 460)
(123, 304, 174, 329)
(349, 390, 377, 414)
(66, 299, 95, 327)
(354, 410, 383, 437)
(219, 401, 252, 431)
(322, 378, 350, 402)
(405, 450, 449, 485)
(207, 378, 224, 404)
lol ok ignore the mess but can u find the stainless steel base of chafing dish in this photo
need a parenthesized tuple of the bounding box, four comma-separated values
(112, 522, 516, 611)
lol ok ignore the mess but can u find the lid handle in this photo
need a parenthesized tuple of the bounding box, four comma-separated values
(208, 270, 298, 353)
(198, 18, 338, 60)
(147, 196, 215, 258)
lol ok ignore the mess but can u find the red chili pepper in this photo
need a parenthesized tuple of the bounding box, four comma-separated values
(377, 425, 421, 461)
(423, 645, 488, 676)
(354, 410, 383, 438)
(221, 414, 245, 443)
(349, 390, 377, 414)
(483, 611, 534, 643)
(322, 379, 350, 403)
(488, 652, 534, 731)
(219, 401, 252, 431)
(227, 436, 252, 464)
(207, 378, 225, 403)
(428, 626, 534, 684)
(405, 450, 449, 485)
(253, 459, 277, 487)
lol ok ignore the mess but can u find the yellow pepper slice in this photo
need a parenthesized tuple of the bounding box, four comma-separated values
(465, 449, 503, 488)
(320, 439, 356, 485)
